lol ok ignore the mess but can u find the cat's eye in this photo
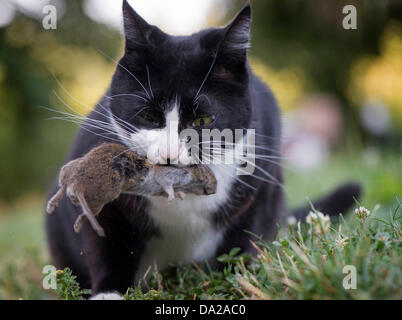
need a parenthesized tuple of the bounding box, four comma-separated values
(192, 115, 215, 128)
(138, 110, 162, 127)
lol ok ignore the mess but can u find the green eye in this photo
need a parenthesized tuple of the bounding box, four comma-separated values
(192, 116, 215, 127)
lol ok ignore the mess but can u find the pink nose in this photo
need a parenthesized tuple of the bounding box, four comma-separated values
(159, 146, 179, 160)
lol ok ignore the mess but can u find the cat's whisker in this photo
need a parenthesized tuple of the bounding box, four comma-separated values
(52, 90, 93, 122)
(198, 140, 282, 155)
(146, 65, 154, 99)
(104, 106, 142, 135)
(206, 148, 289, 168)
(193, 45, 220, 102)
(126, 106, 150, 123)
(194, 146, 283, 188)
(77, 126, 123, 144)
(112, 148, 133, 160)
(205, 148, 287, 166)
(49, 116, 130, 142)
(49, 108, 117, 130)
(233, 176, 257, 191)
(108, 93, 147, 102)
(204, 146, 284, 159)
(102, 93, 113, 100)
(49, 76, 141, 145)
(254, 132, 277, 140)
(42, 104, 129, 138)
(237, 157, 284, 188)
(51, 117, 123, 144)
(206, 150, 285, 168)
(51, 74, 120, 125)
(191, 151, 254, 190)
(194, 94, 211, 105)
(253, 154, 286, 160)
(42, 105, 132, 143)
(199, 148, 288, 171)
(96, 48, 151, 100)
(49, 76, 137, 136)
(52, 102, 142, 150)
(192, 150, 257, 191)
(234, 154, 285, 170)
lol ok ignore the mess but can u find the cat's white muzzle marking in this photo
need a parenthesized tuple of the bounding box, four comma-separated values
(122, 105, 193, 166)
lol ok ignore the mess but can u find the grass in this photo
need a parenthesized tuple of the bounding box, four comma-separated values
(0, 150, 401, 300)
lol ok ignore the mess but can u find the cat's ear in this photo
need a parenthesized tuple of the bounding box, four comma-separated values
(221, 4, 251, 55)
(211, 4, 250, 79)
(122, 0, 165, 49)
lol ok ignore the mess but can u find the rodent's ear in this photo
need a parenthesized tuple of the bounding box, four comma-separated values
(122, 0, 167, 50)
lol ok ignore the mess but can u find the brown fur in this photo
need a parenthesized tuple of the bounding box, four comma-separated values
(46, 143, 216, 237)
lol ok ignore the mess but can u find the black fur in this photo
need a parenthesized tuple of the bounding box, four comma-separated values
(292, 182, 362, 220)
(46, 1, 360, 295)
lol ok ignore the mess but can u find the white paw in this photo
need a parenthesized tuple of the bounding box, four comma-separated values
(90, 292, 124, 300)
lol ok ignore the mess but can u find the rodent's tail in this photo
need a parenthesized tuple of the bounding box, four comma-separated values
(291, 182, 362, 220)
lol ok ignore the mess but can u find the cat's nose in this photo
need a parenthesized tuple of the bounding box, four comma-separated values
(159, 145, 179, 161)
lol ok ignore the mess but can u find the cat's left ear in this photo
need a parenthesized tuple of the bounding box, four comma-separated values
(122, 0, 166, 50)
(220, 4, 251, 55)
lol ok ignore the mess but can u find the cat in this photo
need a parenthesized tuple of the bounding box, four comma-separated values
(46, 1, 361, 299)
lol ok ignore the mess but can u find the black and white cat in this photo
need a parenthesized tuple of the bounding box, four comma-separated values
(46, 1, 360, 299)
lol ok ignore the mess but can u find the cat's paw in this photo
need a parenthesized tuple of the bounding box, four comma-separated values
(90, 292, 124, 300)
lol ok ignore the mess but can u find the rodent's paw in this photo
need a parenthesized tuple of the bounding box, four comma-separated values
(163, 184, 175, 201)
(176, 191, 186, 200)
(46, 202, 55, 214)
(90, 292, 124, 300)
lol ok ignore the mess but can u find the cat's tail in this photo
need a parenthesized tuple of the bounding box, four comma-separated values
(291, 182, 362, 220)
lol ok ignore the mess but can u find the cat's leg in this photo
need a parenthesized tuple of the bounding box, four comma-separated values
(214, 184, 285, 265)
(90, 292, 124, 300)
(46, 192, 92, 290)
(79, 197, 155, 296)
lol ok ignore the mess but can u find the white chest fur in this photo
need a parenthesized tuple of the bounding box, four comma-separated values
(134, 164, 235, 283)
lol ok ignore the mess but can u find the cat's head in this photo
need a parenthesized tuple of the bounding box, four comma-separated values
(109, 0, 252, 165)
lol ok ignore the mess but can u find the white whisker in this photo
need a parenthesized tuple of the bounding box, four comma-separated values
(193, 150, 257, 191)
(146, 65, 154, 99)
(96, 48, 151, 100)
(108, 93, 147, 102)
(194, 146, 283, 188)
(50, 74, 138, 135)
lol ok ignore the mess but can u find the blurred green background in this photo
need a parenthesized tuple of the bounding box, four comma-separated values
(0, 0, 401, 299)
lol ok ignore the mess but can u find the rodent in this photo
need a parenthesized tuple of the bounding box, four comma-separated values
(46, 143, 217, 237)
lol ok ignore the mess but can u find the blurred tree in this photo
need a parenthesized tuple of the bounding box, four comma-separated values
(226, 0, 402, 106)
(0, 0, 122, 201)
(0, 0, 401, 201)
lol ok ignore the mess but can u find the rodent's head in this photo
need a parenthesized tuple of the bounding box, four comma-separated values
(113, 152, 149, 180)
(153, 166, 193, 186)
(152, 165, 216, 196)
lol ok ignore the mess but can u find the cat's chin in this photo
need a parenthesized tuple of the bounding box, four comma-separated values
(90, 292, 124, 300)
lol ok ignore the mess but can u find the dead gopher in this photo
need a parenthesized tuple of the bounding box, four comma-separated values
(46, 143, 216, 237)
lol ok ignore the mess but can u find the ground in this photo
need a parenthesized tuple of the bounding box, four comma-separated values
(0, 151, 400, 300)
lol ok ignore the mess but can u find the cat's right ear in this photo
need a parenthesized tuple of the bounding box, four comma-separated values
(221, 4, 251, 55)
(122, 0, 165, 50)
